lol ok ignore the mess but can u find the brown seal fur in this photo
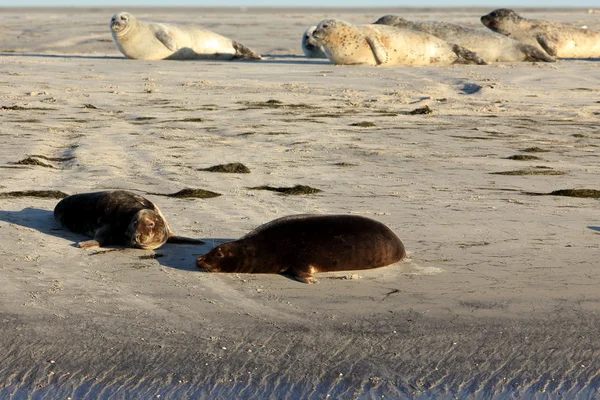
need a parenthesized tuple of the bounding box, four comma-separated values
(195, 214, 406, 284)
(481, 9, 600, 58)
(54, 190, 204, 249)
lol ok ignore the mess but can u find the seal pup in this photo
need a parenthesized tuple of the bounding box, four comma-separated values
(54, 190, 204, 249)
(195, 214, 406, 284)
(311, 19, 487, 66)
(302, 26, 327, 58)
(375, 15, 555, 63)
(110, 12, 261, 60)
(481, 9, 600, 58)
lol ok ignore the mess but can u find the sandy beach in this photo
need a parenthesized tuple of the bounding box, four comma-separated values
(0, 7, 599, 398)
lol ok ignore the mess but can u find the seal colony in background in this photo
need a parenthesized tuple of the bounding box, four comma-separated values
(54, 191, 204, 249)
(196, 215, 406, 284)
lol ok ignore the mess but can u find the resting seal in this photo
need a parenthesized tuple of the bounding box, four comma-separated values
(54, 190, 204, 249)
(195, 214, 406, 284)
(481, 9, 600, 58)
(302, 26, 327, 58)
(311, 19, 487, 66)
(375, 15, 555, 63)
(110, 12, 261, 60)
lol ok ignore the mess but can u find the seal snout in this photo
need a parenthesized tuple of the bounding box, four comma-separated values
(195, 255, 214, 272)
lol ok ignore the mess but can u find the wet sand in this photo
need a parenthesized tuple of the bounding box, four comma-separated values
(0, 7, 599, 398)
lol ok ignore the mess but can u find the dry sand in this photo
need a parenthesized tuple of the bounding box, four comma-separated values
(0, 7, 599, 399)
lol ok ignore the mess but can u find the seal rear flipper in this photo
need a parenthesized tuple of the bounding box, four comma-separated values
(232, 41, 262, 60)
(536, 34, 558, 57)
(451, 44, 488, 65)
(286, 265, 320, 284)
(77, 239, 101, 249)
(155, 28, 179, 51)
(366, 36, 388, 65)
(166, 233, 205, 245)
(522, 44, 556, 62)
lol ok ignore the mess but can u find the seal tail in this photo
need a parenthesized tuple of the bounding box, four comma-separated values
(523, 44, 556, 62)
(232, 41, 262, 60)
(451, 44, 488, 65)
(167, 233, 205, 245)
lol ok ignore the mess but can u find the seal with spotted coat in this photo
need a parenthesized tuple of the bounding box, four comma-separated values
(54, 190, 204, 249)
(311, 18, 487, 66)
(375, 15, 555, 63)
(195, 214, 406, 284)
(481, 9, 600, 58)
(110, 12, 261, 60)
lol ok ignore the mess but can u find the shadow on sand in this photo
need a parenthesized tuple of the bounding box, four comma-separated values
(588, 226, 600, 233)
(0, 207, 233, 272)
(0, 52, 330, 65)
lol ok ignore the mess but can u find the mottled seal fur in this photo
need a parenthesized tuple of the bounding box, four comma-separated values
(311, 18, 487, 66)
(110, 12, 261, 60)
(481, 9, 600, 58)
(195, 214, 406, 284)
(375, 15, 555, 63)
(54, 190, 204, 249)
(302, 26, 327, 58)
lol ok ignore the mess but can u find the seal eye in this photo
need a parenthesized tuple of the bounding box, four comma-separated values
(216, 249, 224, 258)
(322, 24, 329, 29)
(147, 222, 155, 228)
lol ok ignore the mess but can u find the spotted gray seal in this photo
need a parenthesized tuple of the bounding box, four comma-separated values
(311, 18, 487, 66)
(481, 9, 600, 58)
(195, 214, 406, 284)
(54, 190, 204, 249)
(375, 15, 555, 63)
(302, 26, 327, 58)
(110, 12, 261, 60)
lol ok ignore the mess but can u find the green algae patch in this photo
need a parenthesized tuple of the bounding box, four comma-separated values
(248, 185, 322, 195)
(200, 163, 250, 173)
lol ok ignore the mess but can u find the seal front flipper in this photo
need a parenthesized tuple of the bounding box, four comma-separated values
(232, 41, 262, 60)
(155, 28, 179, 51)
(536, 34, 558, 57)
(522, 43, 556, 62)
(285, 264, 320, 284)
(166, 233, 205, 245)
(451, 44, 488, 65)
(77, 225, 111, 248)
(366, 36, 389, 65)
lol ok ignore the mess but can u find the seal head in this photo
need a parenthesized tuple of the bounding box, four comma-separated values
(110, 12, 134, 36)
(126, 209, 169, 250)
(480, 9, 522, 33)
(302, 26, 327, 58)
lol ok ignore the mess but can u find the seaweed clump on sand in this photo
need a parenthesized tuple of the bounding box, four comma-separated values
(505, 155, 542, 161)
(0, 190, 68, 199)
(199, 163, 250, 173)
(248, 185, 322, 195)
(490, 168, 564, 176)
(520, 147, 549, 153)
(349, 121, 376, 127)
(407, 105, 432, 115)
(15, 157, 55, 168)
(166, 189, 221, 199)
(547, 189, 600, 198)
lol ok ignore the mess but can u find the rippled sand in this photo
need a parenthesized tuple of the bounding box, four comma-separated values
(0, 7, 599, 398)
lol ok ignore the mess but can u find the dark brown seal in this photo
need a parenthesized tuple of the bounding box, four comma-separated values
(54, 190, 204, 249)
(195, 214, 406, 284)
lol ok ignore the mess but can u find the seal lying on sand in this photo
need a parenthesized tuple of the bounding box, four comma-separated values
(110, 12, 261, 60)
(374, 15, 555, 63)
(311, 19, 487, 66)
(481, 9, 600, 58)
(196, 214, 406, 284)
(302, 26, 327, 58)
(54, 190, 204, 249)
